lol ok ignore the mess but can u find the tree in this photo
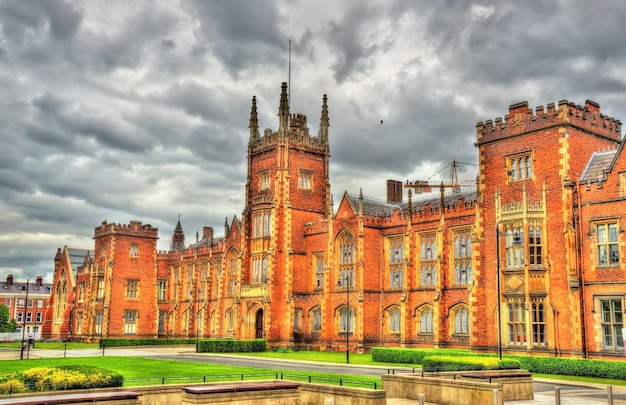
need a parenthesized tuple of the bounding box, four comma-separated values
(0, 304, 16, 333)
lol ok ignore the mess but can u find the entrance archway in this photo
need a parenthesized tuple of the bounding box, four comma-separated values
(255, 309, 264, 338)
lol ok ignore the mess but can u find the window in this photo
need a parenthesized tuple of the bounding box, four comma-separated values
(597, 223, 619, 266)
(528, 225, 543, 268)
(294, 308, 303, 332)
(17, 299, 24, 307)
(259, 171, 270, 190)
(158, 310, 166, 334)
(310, 307, 322, 333)
(201, 262, 208, 281)
(97, 276, 104, 298)
(508, 302, 527, 345)
(508, 152, 533, 181)
(226, 308, 234, 331)
(388, 307, 401, 333)
(453, 306, 469, 334)
(78, 282, 85, 301)
(229, 255, 238, 295)
(420, 233, 437, 287)
(338, 306, 354, 333)
(389, 237, 404, 288)
(124, 310, 138, 334)
(130, 243, 139, 258)
(314, 254, 324, 289)
(17, 312, 23, 323)
(600, 298, 624, 350)
(126, 279, 138, 299)
(505, 226, 524, 269)
(453, 228, 472, 284)
(26, 312, 32, 322)
(418, 306, 434, 334)
(252, 256, 267, 284)
(5, 299, 11, 306)
(338, 231, 355, 287)
(253, 211, 272, 238)
(37, 299, 43, 308)
(299, 170, 312, 190)
(95, 310, 103, 335)
(187, 264, 194, 283)
(27, 299, 33, 308)
(263, 212, 271, 237)
(620, 172, 626, 197)
(531, 300, 545, 346)
(36, 312, 42, 323)
(157, 280, 167, 301)
(76, 312, 83, 334)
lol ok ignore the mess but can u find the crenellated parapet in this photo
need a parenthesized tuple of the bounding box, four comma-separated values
(476, 99, 621, 145)
(94, 220, 158, 239)
(249, 114, 329, 153)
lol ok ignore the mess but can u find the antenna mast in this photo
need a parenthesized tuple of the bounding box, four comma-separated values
(288, 39, 291, 106)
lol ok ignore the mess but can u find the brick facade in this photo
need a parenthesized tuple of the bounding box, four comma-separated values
(44, 88, 625, 359)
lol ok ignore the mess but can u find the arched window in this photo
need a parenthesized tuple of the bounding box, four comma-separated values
(227, 249, 239, 295)
(452, 305, 470, 335)
(417, 305, 434, 334)
(387, 306, 401, 333)
(226, 308, 234, 332)
(337, 305, 354, 333)
(310, 306, 322, 333)
(337, 231, 355, 287)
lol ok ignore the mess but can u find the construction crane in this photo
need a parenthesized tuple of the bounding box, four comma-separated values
(404, 160, 476, 194)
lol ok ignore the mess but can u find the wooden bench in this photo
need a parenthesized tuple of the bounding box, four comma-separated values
(0, 391, 141, 405)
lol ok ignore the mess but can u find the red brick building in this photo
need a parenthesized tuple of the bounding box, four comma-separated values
(1, 275, 52, 341)
(44, 85, 625, 359)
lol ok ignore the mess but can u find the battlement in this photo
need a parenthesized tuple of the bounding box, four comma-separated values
(94, 220, 159, 239)
(476, 99, 622, 145)
(250, 123, 328, 153)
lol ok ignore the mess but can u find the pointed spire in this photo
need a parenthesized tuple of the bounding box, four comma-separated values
(318, 94, 329, 139)
(224, 217, 230, 237)
(278, 82, 290, 133)
(171, 214, 185, 251)
(249, 95, 260, 141)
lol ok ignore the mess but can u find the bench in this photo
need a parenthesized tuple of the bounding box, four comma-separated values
(0, 391, 141, 405)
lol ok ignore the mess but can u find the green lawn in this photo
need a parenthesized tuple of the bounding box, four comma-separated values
(0, 356, 381, 388)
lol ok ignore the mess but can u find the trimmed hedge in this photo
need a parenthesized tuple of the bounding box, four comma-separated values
(197, 338, 266, 353)
(100, 338, 195, 348)
(371, 347, 472, 364)
(422, 355, 521, 372)
(0, 365, 123, 394)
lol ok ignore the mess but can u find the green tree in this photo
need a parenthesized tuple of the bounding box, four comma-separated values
(0, 304, 16, 332)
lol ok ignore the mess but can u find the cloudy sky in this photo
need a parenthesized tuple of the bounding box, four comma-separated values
(1, 0, 626, 282)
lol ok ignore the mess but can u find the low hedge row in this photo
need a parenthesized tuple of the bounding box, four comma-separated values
(197, 338, 266, 353)
(0, 365, 123, 394)
(371, 347, 626, 379)
(100, 338, 195, 348)
(422, 355, 520, 372)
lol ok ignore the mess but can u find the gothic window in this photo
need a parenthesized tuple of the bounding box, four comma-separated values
(124, 310, 138, 334)
(228, 253, 238, 296)
(259, 170, 270, 190)
(508, 301, 527, 345)
(294, 308, 303, 332)
(596, 222, 619, 266)
(620, 172, 626, 198)
(95, 310, 103, 335)
(78, 282, 85, 301)
(253, 213, 261, 237)
(452, 305, 469, 335)
(338, 231, 355, 288)
(310, 306, 322, 333)
(54, 280, 68, 320)
(126, 279, 138, 299)
(507, 152, 533, 182)
(299, 170, 312, 190)
(600, 298, 624, 350)
(263, 212, 272, 237)
(252, 256, 267, 284)
(338, 305, 354, 333)
(453, 228, 472, 284)
(387, 306, 401, 333)
(130, 243, 139, 258)
(505, 226, 524, 269)
(158, 310, 166, 334)
(76, 312, 83, 334)
(388, 236, 404, 288)
(418, 305, 434, 334)
(419, 233, 437, 287)
(531, 299, 546, 346)
(528, 225, 543, 268)
(314, 253, 324, 289)
(226, 308, 234, 332)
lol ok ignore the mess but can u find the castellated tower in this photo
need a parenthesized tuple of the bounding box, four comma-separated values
(93, 220, 159, 338)
(474, 100, 622, 357)
(240, 82, 331, 345)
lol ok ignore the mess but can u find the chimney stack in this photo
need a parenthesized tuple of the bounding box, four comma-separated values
(387, 179, 403, 204)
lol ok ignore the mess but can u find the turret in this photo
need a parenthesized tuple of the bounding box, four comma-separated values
(171, 216, 184, 251)
(249, 95, 260, 141)
(318, 94, 329, 139)
(278, 82, 289, 134)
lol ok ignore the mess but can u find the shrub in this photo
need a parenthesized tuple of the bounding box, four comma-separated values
(100, 338, 195, 348)
(3, 366, 123, 394)
(422, 355, 521, 372)
(371, 347, 471, 364)
(197, 338, 266, 353)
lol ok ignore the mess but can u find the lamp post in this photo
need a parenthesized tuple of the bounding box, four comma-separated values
(20, 278, 29, 360)
(496, 225, 502, 359)
(338, 273, 350, 364)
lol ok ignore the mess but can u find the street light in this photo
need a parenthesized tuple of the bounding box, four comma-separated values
(20, 278, 29, 360)
(337, 273, 350, 364)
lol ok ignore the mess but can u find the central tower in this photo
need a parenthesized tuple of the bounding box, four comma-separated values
(240, 83, 331, 345)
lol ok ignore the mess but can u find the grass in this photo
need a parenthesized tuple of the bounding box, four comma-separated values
(0, 356, 382, 388)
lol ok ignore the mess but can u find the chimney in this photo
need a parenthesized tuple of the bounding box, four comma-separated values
(387, 179, 403, 204)
(203, 227, 213, 240)
(36, 276, 43, 287)
(7, 274, 13, 285)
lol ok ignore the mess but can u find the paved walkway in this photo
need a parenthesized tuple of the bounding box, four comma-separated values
(1, 347, 625, 404)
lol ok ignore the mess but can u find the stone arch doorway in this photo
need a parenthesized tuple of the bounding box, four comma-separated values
(255, 309, 264, 338)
